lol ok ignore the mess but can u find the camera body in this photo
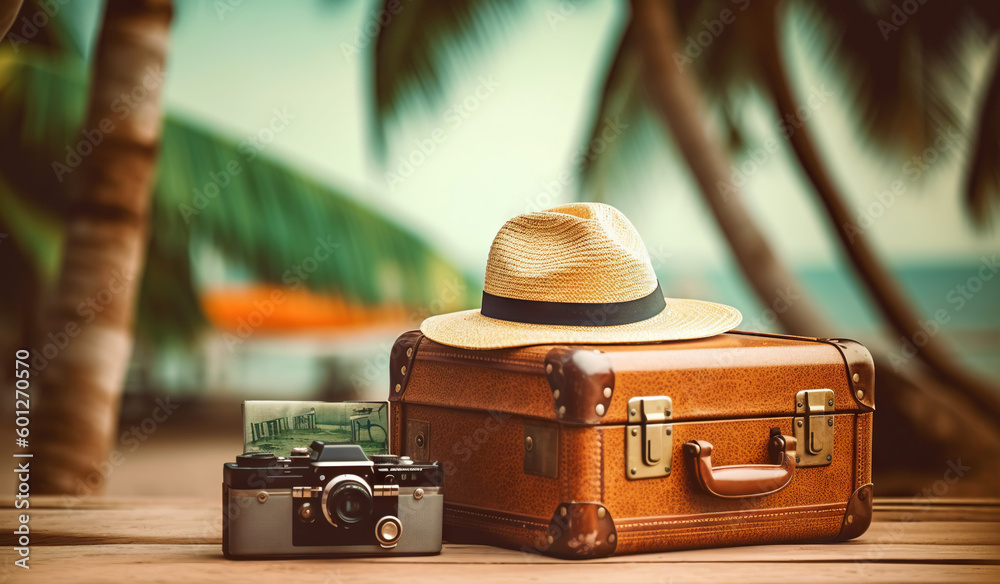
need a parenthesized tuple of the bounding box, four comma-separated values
(223, 440, 443, 558)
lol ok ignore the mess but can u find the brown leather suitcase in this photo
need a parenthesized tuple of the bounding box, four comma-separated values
(388, 329, 874, 559)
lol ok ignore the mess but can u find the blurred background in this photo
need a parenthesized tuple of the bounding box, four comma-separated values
(1, 0, 998, 499)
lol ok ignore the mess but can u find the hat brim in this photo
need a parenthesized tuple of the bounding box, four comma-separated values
(420, 297, 742, 350)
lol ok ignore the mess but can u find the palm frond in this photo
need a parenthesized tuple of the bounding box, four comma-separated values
(577, 23, 674, 200)
(7, 0, 82, 57)
(136, 227, 205, 346)
(371, 0, 524, 157)
(155, 114, 475, 309)
(795, 0, 996, 157)
(964, 51, 1000, 225)
(0, 49, 475, 346)
(0, 52, 84, 218)
(0, 172, 62, 280)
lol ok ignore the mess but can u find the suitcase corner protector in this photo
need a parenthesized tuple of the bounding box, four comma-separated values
(544, 347, 615, 424)
(817, 337, 875, 412)
(835, 483, 874, 541)
(543, 502, 618, 559)
(390, 330, 423, 400)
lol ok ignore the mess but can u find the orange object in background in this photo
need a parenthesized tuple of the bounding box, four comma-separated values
(201, 285, 408, 332)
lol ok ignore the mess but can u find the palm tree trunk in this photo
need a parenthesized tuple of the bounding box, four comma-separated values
(629, 0, 831, 336)
(757, 2, 1000, 420)
(32, 0, 172, 495)
(0, 1, 23, 37)
(629, 0, 1000, 466)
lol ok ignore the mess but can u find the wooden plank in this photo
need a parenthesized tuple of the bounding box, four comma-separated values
(875, 498, 1000, 507)
(22, 542, 999, 564)
(861, 521, 1000, 545)
(14, 547, 1000, 584)
(8, 495, 998, 511)
(2, 496, 218, 510)
(0, 507, 221, 546)
(4, 509, 998, 563)
(5, 506, 999, 548)
(874, 507, 1000, 523)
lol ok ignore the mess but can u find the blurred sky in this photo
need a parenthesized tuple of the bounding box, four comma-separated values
(69, 0, 1000, 277)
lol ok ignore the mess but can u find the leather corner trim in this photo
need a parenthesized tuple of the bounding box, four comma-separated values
(835, 483, 873, 541)
(544, 347, 614, 425)
(544, 502, 618, 559)
(818, 337, 875, 411)
(389, 330, 423, 401)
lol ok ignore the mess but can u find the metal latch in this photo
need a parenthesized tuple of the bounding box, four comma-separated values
(626, 396, 672, 480)
(794, 389, 834, 467)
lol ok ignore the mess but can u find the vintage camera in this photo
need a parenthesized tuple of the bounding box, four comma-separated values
(222, 440, 443, 558)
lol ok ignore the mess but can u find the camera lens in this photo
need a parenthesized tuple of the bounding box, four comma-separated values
(327, 481, 372, 526)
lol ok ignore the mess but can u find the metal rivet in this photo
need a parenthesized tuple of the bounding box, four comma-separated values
(394, 383, 401, 393)
(558, 405, 566, 416)
(827, 454, 832, 461)
(401, 365, 407, 375)
(603, 387, 612, 398)
(553, 389, 560, 400)
(847, 514, 854, 524)
(665, 467, 670, 473)
(415, 433, 425, 448)
(828, 399, 834, 407)
(631, 428, 638, 436)
(595, 404, 606, 416)
(852, 373, 860, 383)
(665, 410, 672, 417)
(856, 389, 864, 400)
(406, 347, 413, 358)
(256, 492, 268, 503)
(828, 418, 834, 426)
(559, 507, 567, 517)
(546, 535, 554, 544)
(546, 364, 553, 374)
(414, 488, 424, 500)
(630, 408, 637, 417)
(666, 428, 672, 436)
(630, 467, 637, 475)
(525, 436, 533, 451)
(797, 402, 803, 408)
(797, 420, 803, 427)
(796, 456, 800, 463)
(597, 507, 606, 519)
(608, 533, 616, 544)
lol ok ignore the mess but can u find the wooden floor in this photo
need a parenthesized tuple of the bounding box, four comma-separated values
(1, 497, 997, 583)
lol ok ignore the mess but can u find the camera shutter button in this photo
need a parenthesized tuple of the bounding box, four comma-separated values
(375, 516, 402, 548)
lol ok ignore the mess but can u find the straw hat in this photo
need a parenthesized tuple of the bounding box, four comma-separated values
(421, 203, 741, 350)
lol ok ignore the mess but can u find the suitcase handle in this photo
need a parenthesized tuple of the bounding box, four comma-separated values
(683, 431, 797, 498)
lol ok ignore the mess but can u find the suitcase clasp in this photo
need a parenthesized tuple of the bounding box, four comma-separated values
(626, 396, 673, 480)
(793, 389, 835, 467)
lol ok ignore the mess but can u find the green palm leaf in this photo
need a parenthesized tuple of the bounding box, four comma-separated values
(0, 49, 475, 346)
(156, 112, 474, 307)
(371, 0, 524, 156)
